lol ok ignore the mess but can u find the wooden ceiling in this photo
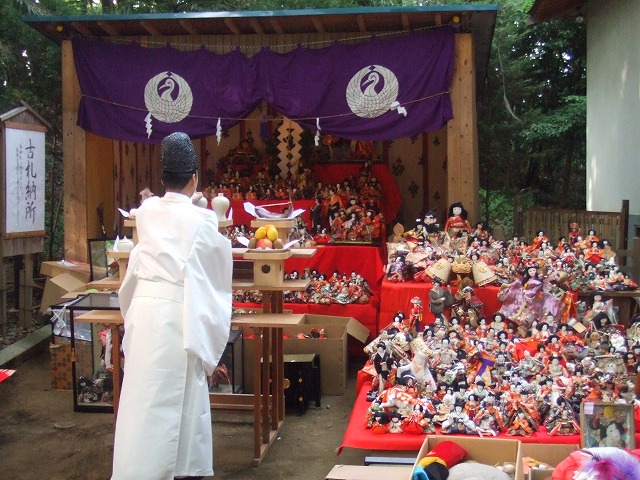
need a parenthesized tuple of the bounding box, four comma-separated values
(24, 6, 496, 42)
(528, 0, 587, 23)
(23, 6, 497, 90)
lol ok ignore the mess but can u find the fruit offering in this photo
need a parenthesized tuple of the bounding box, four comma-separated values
(248, 224, 285, 250)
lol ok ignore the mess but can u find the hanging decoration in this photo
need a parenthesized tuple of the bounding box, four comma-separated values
(277, 117, 303, 179)
(72, 26, 454, 144)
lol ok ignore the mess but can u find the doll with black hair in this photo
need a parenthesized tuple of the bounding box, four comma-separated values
(444, 202, 472, 239)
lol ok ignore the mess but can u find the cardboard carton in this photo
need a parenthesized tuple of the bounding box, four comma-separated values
(40, 273, 86, 314)
(40, 260, 92, 283)
(242, 314, 369, 396)
(521, 443, 578, 480)
(325, 465, 411, 480)
(413, 436, 523, 480)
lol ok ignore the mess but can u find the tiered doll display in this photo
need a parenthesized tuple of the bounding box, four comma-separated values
(209, 139, 386, 243)
(367, 205, 638, 439)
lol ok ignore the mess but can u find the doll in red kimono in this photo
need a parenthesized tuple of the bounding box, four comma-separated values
(444, 202, 472, 239)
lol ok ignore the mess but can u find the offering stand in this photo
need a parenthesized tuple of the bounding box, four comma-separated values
(211, 246, 316, 465)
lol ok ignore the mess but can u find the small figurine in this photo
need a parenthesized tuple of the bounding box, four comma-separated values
(428, 278, 453, 325)
(372, 343, 394, 394)
(505, 410, 535, 437)
(385, 249, 409, 282)
(444, 202, 472, 239)
(440, 400, 478, 435)
(408, 297, 423, 332)
(423, 209, 440, 234)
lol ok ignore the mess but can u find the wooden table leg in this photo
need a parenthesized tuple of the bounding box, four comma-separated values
(261, 327, 271, 445)
(253, 326, 262, 462)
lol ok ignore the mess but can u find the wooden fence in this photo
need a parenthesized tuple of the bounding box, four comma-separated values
(515, 200, 629, 250)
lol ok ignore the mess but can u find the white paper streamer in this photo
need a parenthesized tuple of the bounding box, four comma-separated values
(314, 117, 321, 146)
(216, 118, 222, 145)
(391, 101, 407, 116)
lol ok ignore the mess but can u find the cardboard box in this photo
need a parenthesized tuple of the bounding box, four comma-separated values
(242, 314, 369, 396)
(521, 443, 578, 480)
(414, 436, 523, 480)
(325, 465, 412, 480)
(40, 260, 92, 283)
(40, 273, 86, 314)
(49, 337, 94, 390)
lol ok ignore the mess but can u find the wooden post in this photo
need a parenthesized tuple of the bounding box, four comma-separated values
(447, 33, 479, 223)
(513, 194, 522, 237)
(18, 253, 34, 332)
(617, 236, 640, 283)
(621, 199, 629, 250)
(0, 261, 6, 337)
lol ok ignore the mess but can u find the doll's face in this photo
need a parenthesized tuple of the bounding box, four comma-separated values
(452, 206, 462, 216)
(528, 267, 537, 277)
(606, 423, 622, 443)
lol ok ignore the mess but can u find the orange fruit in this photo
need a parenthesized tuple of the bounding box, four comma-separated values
(255, 226, 267, 240)
(266, 226, 279, 241)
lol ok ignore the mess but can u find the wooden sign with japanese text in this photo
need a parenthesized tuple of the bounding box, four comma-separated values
(3, 124, 45, 239)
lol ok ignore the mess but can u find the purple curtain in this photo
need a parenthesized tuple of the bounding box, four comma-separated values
(73, 27, 454, 144)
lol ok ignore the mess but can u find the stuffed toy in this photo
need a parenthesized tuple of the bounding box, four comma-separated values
(448, 462, 512, 480)
(552, 447, 640, 480)
(412, 440, 467, 480)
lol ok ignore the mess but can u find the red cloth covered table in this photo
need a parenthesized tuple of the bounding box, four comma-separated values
(286, 245, 385, 297)
(339, 379, 640, 453)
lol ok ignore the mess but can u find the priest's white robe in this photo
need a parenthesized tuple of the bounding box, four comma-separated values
(111, 193, 232, 480)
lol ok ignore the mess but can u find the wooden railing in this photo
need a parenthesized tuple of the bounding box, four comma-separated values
(515, 200, 629, 250)
(512, 200, 640, 282)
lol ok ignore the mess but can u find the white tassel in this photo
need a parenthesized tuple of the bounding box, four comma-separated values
(216, 118, 222, 145)
(314, 118, 321, 146)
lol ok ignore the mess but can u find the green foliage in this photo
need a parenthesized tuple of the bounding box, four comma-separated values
(1, 0, 67, 260)
(478, 0, 586, 229)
